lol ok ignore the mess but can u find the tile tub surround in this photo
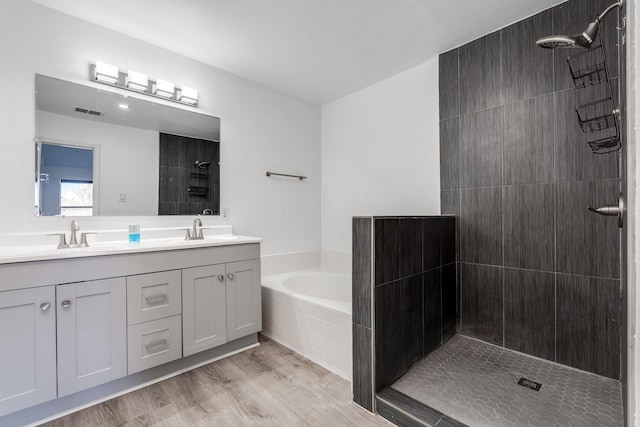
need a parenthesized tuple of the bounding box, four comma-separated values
(439, 0, 622, 379)
(352, 216, 456, 411)
(261, 270, 352, 381)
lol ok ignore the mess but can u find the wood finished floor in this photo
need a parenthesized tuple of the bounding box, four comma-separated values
(41, 335, 392, 426)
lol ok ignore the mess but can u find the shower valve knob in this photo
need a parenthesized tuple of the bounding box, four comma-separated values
(587, 194, 624, 228)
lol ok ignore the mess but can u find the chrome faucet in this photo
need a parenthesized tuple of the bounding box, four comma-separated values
(48, 220, 97, 248)
(185, 218, 205, 240)
(69, 220, 80, 246)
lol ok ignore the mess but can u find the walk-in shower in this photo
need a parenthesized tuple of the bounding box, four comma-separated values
(353, 1, 628, 426)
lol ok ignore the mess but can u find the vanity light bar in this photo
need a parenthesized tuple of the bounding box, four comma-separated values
(94, 61, 119, 85)
(126, 70, 148, 91)
(90, 62, 198, 107)
(179, 86, 198, 105)
(153, 78, 175, 98)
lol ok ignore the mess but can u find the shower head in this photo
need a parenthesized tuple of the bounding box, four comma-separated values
(535, 1, 621, 49)
(195, 160, 211, 169)
(536, 21, 599, 49)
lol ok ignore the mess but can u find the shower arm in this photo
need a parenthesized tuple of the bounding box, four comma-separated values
(597, 2, 622, 22)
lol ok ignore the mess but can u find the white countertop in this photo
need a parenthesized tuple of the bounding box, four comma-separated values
(0, 234, 261, 265)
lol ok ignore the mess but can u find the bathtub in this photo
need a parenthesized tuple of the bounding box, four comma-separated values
(261, 270, 352, 380)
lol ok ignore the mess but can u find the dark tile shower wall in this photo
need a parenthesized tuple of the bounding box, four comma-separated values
(352, 216, 456, 410)
(439, 0, 621, 379)
(158, 133, 220, 215)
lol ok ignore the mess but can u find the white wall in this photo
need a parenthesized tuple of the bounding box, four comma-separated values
(0, 0, 321, 255)
(320, 59, 441, 258)
(37, 111, 159, 216)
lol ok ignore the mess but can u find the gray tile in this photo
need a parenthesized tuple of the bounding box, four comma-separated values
(439, 49, 459, 120)
(503, 184, 555, 271)
(440, 118, 460, 190)
(424, 268, 442, 355)
(459, 107, 503, 188)
(459, 31, 503, 115)
(556, 179, 620, 278)
(441, 263, 458, 342)
(353, 323, 374, 411)
(159, 133, 183, 167)
(159, 166, 182, 203)
(441, 191, 460, 259)
(353, 217, 372, 327)
(554, 89, 618, 182)
(503, 95, 555, 185)
(460, 188, 502, 265)
(441, 191, 459, 217)
(460, 263, 503, 345)
(441, 217, 456, 266)
(556, 274, 621, 379)
(400, 218, 423, 278)
(375, 219, 400, 286)
(423, 217, 442, 271)
(393, 335, 623, 427)
(501, 8, 554, 104)
(375, 276, 424, 391)
(504, 268, 555, 361)
(553, 0, 619, 91)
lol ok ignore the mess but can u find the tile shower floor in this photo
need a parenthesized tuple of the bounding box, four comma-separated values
(391, 335, 623, 427)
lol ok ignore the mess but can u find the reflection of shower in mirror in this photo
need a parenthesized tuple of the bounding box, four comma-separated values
(195, 160, 211, 169)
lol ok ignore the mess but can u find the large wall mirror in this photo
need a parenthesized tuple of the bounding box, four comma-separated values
(34, 74, 220, 217)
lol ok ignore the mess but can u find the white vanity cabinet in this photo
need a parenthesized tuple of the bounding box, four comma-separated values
(0, 287, 56, 416)
(56, 278, 127, 397)
(182, 259, 261, 356)
(0, 240, 261, 422)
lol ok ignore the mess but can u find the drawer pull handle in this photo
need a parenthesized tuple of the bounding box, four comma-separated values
(217, 274, 224, 281)
(40, 302, 51, 311)
(145, 293, 168, 305)
(61, 300, 71, 309)
(145, 339, 167, 353)
(227, 273, 234, 280)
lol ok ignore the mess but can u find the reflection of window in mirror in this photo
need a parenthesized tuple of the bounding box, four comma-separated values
(60, 180, 93, 216)
(37, 142, 95, 216)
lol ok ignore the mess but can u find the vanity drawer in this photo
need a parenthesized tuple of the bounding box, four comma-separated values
(127, 315, 182, 374)
(127, 270, 181, 325)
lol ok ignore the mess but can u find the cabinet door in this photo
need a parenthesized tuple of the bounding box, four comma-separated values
(182, 264, 227, 356)
(226, 259, 262, 341)
(57, 278, 127, 397)
(0, 287, 56, 417)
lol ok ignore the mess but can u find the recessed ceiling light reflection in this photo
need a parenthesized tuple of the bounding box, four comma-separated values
(118, 103, 130, 109)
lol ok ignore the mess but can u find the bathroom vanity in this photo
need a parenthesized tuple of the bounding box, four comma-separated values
(0, 234, 261, 424)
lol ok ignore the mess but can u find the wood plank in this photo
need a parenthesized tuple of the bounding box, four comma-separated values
(42, 335, 393, 426)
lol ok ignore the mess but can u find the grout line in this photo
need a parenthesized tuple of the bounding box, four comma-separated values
(456, 261, 620, 282)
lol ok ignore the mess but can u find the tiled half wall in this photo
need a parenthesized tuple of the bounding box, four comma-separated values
(352, 216, 456, 411)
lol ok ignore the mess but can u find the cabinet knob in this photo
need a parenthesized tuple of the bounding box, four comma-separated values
(217, 274, 224, 281)
(40, 302, 51, 311)
(227, 273, 234, 280)
(61, 300, 71, 308)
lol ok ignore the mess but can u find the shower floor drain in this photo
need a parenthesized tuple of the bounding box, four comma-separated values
(518, 377, 542, 391)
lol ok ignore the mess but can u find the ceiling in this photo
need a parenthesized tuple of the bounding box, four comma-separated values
(32, 0, 566, 104)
